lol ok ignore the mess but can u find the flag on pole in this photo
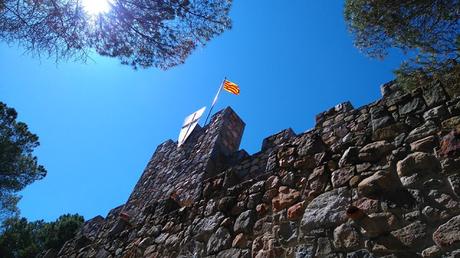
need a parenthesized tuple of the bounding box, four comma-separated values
(205, 78, 240, 125)
(223, 80, 240, 95)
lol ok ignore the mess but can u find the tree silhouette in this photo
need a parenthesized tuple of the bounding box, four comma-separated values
(0, 214, 84, 258)
(0, 102, 46, 221)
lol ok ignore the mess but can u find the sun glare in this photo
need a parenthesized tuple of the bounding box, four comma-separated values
(82, 0, 113, 15)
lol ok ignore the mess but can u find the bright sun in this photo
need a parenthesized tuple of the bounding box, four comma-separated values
(82, 0, 113, 15)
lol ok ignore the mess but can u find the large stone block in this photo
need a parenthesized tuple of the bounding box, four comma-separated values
(358, 141, 394, 162)
(358, 170, 401, 198)
(331, 167, 355, 188)
(207, 227, 232, 255)
(399, 97, 427, 115)
(433, 215, 460, 249)
(423, 81, 449, 107)
(390, 221, 427, 249)
(193, 212, 225, 242)
(234, 210, 255, 234)
(410, 135, 438, 153)
(406, 120, 438, 143)
(396, 152, 441, 177)
(301, 187, 350, 231)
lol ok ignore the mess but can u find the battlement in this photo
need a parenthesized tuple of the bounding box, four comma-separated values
(56, 81, 460, 258)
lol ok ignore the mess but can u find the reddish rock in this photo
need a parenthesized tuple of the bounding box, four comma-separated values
(440, 130, 460, 157)
(232, 233, 247, 248)
(278, 186, 289, 194)
(272, 188, 301, 212)
(353, 197, 380, 214)
(287, 201, 305, 221)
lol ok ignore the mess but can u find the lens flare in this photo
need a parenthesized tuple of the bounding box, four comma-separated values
(82, 0, 113, 15)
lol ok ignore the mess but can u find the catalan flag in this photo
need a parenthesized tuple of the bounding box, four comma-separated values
(223, 80, 240, 95)
(205, 77, 240, 125)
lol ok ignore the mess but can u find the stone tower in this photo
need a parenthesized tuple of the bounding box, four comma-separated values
(123, 107, 245, 219)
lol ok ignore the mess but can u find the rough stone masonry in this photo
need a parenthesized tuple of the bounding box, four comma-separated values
(53, 81, 460, 258)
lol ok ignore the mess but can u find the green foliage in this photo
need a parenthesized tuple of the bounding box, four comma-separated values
(0, 0, 233, 69)
(0, 102, 46, 221)
(0, 218, 42, 258)
(395, 58, 460, 96)
(344, 0, 460, 59)
(0, 214, 84, 258)
(344, 0, 460, 93)
(38, 214, 84, 251)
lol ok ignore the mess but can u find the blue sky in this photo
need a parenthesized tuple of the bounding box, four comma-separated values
(0, 1, 404, 222)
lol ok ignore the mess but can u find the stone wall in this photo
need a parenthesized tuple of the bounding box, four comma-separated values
(56, 81, 460, 258)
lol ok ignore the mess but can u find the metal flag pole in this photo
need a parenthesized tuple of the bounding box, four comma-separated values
(204, 77, 226, 125)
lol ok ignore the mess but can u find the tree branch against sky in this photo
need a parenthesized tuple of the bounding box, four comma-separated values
(0, 102, 46, 222)
(344, 0, 460, 59)
(0, 0, 233, 69)
(344, 0, 460, 94)
(0, 0, 90, 62)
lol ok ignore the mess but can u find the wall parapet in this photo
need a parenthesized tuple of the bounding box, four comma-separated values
(55, 81, 460, 258)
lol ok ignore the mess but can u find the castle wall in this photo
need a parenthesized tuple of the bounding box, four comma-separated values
(56, 81, 460, 258)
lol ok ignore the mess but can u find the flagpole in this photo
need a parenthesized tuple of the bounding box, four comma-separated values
(204, 77, 226, 126)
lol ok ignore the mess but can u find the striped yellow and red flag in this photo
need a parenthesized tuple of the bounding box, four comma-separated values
(223, 80, 240, 95)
